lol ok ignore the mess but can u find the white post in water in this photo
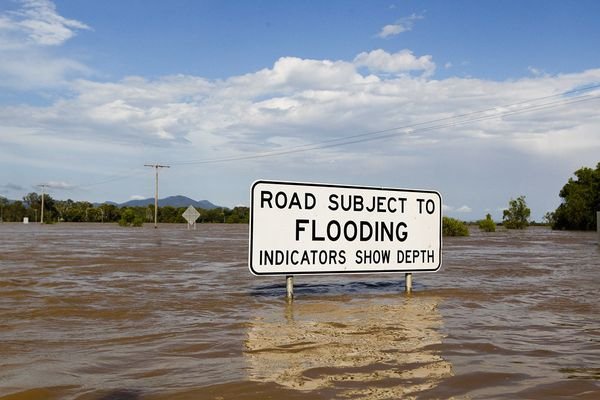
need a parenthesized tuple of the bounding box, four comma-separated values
(405, 273, 412, 293)
(286, 275, 294, 300)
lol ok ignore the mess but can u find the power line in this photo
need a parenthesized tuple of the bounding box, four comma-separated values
(65, 82, 600, 188)
(168, 85, 600, 166)
(77, 168, 148, 188)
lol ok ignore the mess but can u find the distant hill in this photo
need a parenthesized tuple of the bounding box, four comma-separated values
(116, 195, 220, 209)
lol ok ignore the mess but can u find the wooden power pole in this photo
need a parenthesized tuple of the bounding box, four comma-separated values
(37, 184, 46, 224)
(144, 164, 170, 228)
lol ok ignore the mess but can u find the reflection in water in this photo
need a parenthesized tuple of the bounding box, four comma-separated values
(245, 296, 452, 398)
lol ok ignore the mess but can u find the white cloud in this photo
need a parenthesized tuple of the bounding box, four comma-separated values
(130, 195, 146, 200)
(456, 205, 472, 213)
(378, 24, 407, 38)
(377, 14, 423, 38)
(0, 0, 91, 89)
(3, 55, 599, 167)
(354, 49, 435, 76)
(443, 204, 472, 213)
(7, 0, 90, 47)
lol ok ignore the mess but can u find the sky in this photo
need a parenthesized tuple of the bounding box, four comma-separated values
(1, 0, 599, 221)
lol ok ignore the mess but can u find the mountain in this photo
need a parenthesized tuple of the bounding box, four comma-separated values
(116, 195, 220, 209)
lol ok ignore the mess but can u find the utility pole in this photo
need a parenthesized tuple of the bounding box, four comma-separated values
(38, 184, 46, 224)
(144, 164, 170, 228)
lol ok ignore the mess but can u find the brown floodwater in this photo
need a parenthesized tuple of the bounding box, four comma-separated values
(0, 223, 598, 399)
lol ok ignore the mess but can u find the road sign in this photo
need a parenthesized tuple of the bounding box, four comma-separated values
(182, 205, 200, 228)
(249, 180, 442, 276)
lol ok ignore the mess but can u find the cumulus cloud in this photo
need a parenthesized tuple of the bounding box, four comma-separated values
(354, 49, 435, 76)
(0, 0, 91, 88)
(4, 0, 90, 47)
(3, 52, 599, 166)
(377, 14, 423, 38)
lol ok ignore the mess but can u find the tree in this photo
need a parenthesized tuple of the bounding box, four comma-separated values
(23, 192, 41, 209)
(23, 192, 57, 222)
(551, 163, 600, 230)
(478, 213, 496, 232)
(503, 195, 530, 229)
(226, 206, 250, 223)
(118, 208, 144, 227)
(0, 196, 8, 222)
(98, 203, 120, 222)
(2, 200, 26, 222)
(159, 206, 180, 223)
(442, 217, 469, 236)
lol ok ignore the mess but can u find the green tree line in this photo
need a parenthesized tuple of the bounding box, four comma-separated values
(2, 163, 597, 229)
(0, 194, 249, 224)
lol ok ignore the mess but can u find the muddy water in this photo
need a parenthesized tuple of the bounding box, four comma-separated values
(0, 223, 598, 399)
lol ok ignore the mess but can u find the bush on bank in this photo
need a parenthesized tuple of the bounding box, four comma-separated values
(443, 216, 469, 236)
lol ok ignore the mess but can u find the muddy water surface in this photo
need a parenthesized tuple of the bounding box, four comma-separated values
(0, 224, 598, 399)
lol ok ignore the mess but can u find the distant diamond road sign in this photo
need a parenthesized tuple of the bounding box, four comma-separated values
(182, 205, 200, 224)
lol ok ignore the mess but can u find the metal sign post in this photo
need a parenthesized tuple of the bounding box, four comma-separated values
(405, 273, 412, 293)
(286, 275, 294, 301)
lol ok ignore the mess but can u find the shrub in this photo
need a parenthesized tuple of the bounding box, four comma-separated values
(478, 213, 496, 232)
(443, 216, 469, 236)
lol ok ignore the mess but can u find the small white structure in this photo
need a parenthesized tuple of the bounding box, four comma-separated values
(182, 205, 201, 230)
(23, 217, 29, 224)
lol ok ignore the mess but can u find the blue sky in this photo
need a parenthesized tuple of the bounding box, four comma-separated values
(1, 0, 599, 220)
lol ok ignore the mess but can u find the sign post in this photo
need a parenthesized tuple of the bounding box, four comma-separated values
(405, 273, 413, 293)
(249, 180, 442, 297)
(286, 275, 294, 301)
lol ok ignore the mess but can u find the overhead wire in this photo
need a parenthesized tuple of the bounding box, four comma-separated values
(70, 82, 600, 187)
(168, 84, 600, 166)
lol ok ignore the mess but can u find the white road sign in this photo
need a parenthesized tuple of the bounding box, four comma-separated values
(249, 180, 442, 276)
(182, 205, 200, 224)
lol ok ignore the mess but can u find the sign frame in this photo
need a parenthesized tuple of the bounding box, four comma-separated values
(249, 180, 442, 276)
